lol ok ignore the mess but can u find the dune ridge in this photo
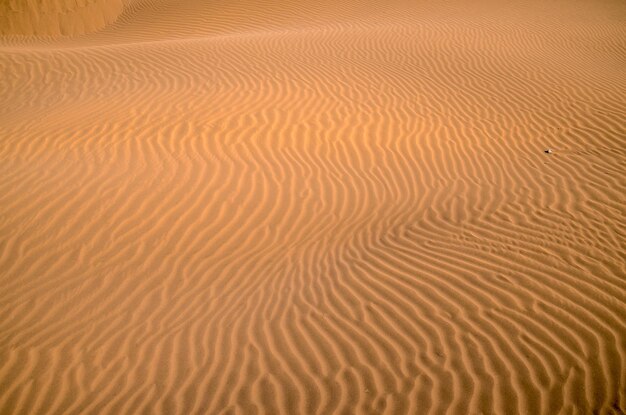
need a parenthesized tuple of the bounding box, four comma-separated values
(1, 0, 625, 414)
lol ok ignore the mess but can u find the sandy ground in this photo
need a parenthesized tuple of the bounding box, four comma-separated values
(1, 0, 625, 414)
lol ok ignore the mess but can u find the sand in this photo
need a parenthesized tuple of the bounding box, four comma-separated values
(1, 0, 625, 413)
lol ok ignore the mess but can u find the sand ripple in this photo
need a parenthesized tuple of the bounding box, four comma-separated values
(1, 0, 625, 413)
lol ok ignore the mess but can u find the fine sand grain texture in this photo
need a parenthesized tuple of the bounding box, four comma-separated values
(1, 0, 626, 414)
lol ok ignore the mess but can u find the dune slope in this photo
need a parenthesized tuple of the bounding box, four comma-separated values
(0, 0, 125, 36)
(1, 0, 625, 414)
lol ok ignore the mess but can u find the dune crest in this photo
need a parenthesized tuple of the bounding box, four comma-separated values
(0, 0, 124, 36)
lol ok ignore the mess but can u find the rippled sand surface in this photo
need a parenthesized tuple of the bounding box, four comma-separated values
(1, 0, 625, 413)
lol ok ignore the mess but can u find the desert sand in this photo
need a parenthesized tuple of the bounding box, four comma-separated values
(1, 0, 625, 414)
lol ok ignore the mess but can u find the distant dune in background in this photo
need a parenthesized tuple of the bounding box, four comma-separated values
(1, 0, 625, 414)
(0, 0, 124, 36)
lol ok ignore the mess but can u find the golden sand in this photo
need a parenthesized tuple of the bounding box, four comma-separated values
(1, 0, 625, 413)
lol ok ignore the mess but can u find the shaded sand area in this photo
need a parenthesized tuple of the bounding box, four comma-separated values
(1, 0, 626, 413)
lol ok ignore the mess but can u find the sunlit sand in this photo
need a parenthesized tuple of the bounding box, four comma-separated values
(1, 0, 625, 413)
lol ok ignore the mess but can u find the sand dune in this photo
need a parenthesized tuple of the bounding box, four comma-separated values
(0, 0, 125, 36)
(1, 0, 625, 414)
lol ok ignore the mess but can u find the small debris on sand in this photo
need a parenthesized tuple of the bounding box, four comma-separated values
(544, 149, 553, 154)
